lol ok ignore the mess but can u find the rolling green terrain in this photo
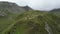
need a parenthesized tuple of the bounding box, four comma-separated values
(0, 11, 60, 34)
(0, 2, 60, 34)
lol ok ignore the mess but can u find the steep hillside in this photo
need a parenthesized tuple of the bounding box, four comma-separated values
(0, 2, 27, 13)
(0, 2, 33, 34)
(1, 11, 59, 34)
(0, 1, 33, 28)
(0, 2, 32, 18)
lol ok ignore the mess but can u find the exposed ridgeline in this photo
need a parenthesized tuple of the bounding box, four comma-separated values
(50, 8, 60, 12)
(49, 8, 60, 17)
(0, 1, 32, 16)
(22, 6, 33, 11)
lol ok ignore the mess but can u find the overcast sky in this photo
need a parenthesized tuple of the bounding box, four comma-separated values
(0, 0, 60, 11)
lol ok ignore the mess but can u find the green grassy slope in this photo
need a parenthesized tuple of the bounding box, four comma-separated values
(2, 11, 60, 34)
(0, 2, 60, 34)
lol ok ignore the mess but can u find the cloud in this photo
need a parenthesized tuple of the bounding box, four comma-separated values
(28, 0, 60, 10)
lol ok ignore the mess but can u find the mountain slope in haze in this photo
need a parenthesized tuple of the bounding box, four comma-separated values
(0, 1, 33, 17)
(50, 8, 60, 17)
(1, 11, 59, 34)
(0, 1, 28, 13)
(0, 1, 32, 24)
(0, 2, 24, 20)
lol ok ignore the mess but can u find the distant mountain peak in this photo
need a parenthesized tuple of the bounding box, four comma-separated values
(23, 5, 33, 11)
(51, 8, 60, 12)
